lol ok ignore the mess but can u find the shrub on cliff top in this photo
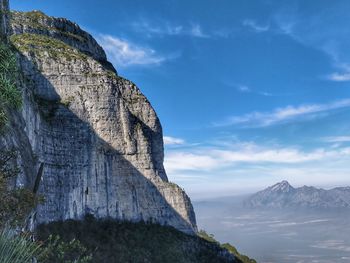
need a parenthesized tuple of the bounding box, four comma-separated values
(198, 230, 256, 263)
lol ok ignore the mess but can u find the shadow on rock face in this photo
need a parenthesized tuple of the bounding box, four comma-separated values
(6, 16, 197, 234)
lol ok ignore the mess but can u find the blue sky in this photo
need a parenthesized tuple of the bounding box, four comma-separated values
(11, 0, 350, 199)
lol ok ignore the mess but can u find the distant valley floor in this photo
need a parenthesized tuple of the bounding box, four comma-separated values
(194, 196, 350, 263)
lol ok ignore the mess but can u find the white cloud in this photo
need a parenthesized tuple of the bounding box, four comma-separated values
(243, 19, 270, 32)
(328, 72, 350, 82)
(163, 136, 185, 145)
(165, 152, 219, 173)
(322, 136, 350, 143)
(165, 140, 350, 199)
(164, 142, 350, 173)
(227, 82, 277, 96)
(190, 24, 209, 38)
(237, 85, 251, 93)
(311, 240, 350, 252)
(214, 98, 350, 127)
(273, 12, 350, 83)
(273, 14, 297, 36)
(131, 20, 209, 38)
(131, 21, 183, 36)
(97, 34, 166, 67)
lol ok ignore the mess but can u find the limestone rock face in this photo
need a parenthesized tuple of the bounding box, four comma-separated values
(1, 10, 197, 234)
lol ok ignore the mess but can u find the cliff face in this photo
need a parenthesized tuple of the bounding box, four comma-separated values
(0, 7, 197, 234)
(0, 0, 9, 39)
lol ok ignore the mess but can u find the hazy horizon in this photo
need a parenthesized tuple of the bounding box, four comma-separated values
(194, 196, 350, 263)
(191, 180, 350, 201)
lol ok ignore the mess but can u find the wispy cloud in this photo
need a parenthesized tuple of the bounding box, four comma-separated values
(131, 20, 209, 38)
(322, 136, 350, 143)
(97, 34, 166, 67)
(164, 136, 350, 198)
(311, 240, 350, 252)
(163, 136, 185, 145)
(225, 82, 275, 97)
(273, 12, 350, 82)
(243, 19, 270, 32)
(131, 20, 183, 36)
(189, 24, 209, 38)
(273, 14, 298, 36)
(165, 142, 350, 173)
(328, 72, 350, 82)
(214, 98, 350, 127)
(165, 139, 350, 198)
(237, 85, 251, 93)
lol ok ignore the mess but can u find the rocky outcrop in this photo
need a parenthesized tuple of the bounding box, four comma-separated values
(244, 181, 350, 209)
(0, 8, 197, 234)
(0, 0, 9, 40)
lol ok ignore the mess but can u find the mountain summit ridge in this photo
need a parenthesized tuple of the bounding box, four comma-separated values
(244, 181, 350, 209)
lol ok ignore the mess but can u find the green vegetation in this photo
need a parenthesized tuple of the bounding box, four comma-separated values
(0, 228, 42, 263)
(0, 149, 38, 227)
(39, 235, 92, 263)
(0, 227, 93, 263)
(0, 149, 92, 262)
(221, 244, 257, 263)
(60, 96, 75, 108)
(11, 10, 47, 30)
(10, 33, 88, 62)
(11, 11, 87, 43)
(0, 150, 40, 262)
(0, 41, 21, 128)
(198, 230, 257, 263)
(37, 216, 238, 263)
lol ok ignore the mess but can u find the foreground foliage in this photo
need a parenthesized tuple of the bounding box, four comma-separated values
(37, 216, 240, 263)
(0, 40, 21, 128)
(0, 228, 41, 263)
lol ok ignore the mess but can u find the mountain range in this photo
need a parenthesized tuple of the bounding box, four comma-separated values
(244, 181, 350, 209)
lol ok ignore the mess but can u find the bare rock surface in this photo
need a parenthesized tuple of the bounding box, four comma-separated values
(0, 6, 197, 234)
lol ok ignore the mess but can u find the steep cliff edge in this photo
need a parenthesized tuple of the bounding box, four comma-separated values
(0, 7, 196, 234)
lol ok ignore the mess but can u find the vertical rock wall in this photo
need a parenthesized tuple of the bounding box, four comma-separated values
(1, 10, 197, 234)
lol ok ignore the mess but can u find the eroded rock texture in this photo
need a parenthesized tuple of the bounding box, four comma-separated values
(0, 9, 197, 234)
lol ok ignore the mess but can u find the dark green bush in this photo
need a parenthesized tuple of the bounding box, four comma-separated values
(39, 235, 92, 263)
(37, 216, 239, 263)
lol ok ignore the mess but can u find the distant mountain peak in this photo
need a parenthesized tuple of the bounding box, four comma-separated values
(269, 180, 294, 192)
(244, 182, 350, 209)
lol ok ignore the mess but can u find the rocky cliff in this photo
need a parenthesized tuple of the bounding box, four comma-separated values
(0, 2, 197, 234)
